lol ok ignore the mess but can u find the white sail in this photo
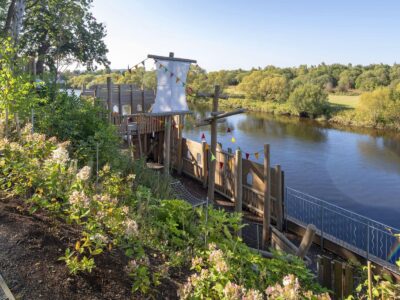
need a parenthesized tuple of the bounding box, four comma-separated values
(151, 60, 190, 115)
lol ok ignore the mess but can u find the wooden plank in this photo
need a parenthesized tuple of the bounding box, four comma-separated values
(234, 148, 243, 237)
(296, 224, 316, 258)
(333, 260, 343, 299)
(207, 85, 220, 202)
(177, 115, 184, 174)
(343, 264, 354, 297)
(262, 144, 271, 249)
(322, 256, 333, 289)
(147, 53, 197, 63)
(202, 141, 208, 188)
(107, 77, 112, 122)
(275, 165, 283, 230)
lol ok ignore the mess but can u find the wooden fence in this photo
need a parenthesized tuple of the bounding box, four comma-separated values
(81, 83, 155, 114)
(172, 136, 285, 228)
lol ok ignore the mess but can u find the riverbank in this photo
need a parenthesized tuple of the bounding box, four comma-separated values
(188, 96, 400, 132)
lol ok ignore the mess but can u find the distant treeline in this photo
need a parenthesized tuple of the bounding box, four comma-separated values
(67, 63, 400, 129)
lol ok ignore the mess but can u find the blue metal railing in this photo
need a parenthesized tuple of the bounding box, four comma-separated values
(285, 187, 400, 272)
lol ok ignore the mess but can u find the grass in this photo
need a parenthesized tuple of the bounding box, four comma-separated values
(328, 94, 360, 109)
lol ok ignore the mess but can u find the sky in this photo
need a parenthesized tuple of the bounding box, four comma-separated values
(92, 0, 400, 71)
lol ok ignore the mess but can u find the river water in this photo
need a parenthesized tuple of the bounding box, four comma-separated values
(183, 105, 400, 228)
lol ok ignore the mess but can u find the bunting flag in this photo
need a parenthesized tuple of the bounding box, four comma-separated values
(141, 61, 145, 67)
(180, 124, 184, 129)
(219, 161, 224, 169)
(245, 153, 250, 159)
(201, 133, 206, 140)
(205, 144, 209, 150)
(231, 137, 236, 143)
(170, 72, 174, 77)
(186, 87, 194, 95)
(254, 152, 259, 160)
(227, 127, 231, 133)
(176, 77, 180, 83)
(211, 153, 216, 161)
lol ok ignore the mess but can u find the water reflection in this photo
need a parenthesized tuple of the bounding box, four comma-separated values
(185, 103, 400, 227)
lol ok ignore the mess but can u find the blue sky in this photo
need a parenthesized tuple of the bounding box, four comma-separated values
(92, 0, 400, 71)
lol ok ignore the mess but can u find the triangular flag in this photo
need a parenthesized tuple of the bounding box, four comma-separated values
(159, 63, 163, 68)
(227, 127, 231, 133)
(170, 72, 174, 77)
(201, 133, 205, 140)
(219, 162, 224, 169)
(205, 144, 209, 150)
(186, 87, 193, 95)
(141, 60, 145, 67)
(231, 137, 236, 143)
(182, 82, 186, 87)
(211, 153, 216, 161)
(254, 152, 259, 160)
(179, 124, 184, 129)
(245, 153, 250, 159)
(164, 67, 168, 73)
(176, 77, 180, 83)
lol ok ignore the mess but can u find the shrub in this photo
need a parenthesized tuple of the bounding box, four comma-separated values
(288, 83, 329, 117)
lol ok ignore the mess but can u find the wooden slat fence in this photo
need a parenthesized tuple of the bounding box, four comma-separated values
(82, 84, 156, 114)
(174, 136, 284, 226)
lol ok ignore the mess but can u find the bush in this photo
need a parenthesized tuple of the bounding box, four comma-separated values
(288, 83, 329, 117)
(35, 91, 127, 170)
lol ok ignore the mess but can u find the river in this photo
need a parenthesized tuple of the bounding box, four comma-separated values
(183, 104, 400, 228)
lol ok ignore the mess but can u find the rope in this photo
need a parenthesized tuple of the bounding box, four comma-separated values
(170, 180, 206, 207)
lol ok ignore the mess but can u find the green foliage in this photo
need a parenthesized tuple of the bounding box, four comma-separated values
(34, 91, 126, 168)
(288, 83, 329, 117)
(356, 87, 400, 128)
(0, 38, 37, 120)
(18, 0, 109, 75)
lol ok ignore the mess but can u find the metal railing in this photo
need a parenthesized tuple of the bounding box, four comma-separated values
(285, 187, 400, 273)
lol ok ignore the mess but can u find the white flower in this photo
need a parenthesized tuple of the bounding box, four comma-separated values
(282, 275, 293, 287)
(91, 233, 108, 244)
(68, 190, 90, 207)
(124, 218, 138, 237)
(77, 166, 91, 181)
(50, 146, 69, 165)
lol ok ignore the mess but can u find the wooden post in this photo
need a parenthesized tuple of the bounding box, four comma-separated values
(202, 141, 208, 188)
(130, 84, 134, 113)
(275, 165, 283, 231)
(118, 85, 122, 118)
(234, 148, 243, 237)
(163, 116, 171, 174)
(177, 115, 184, 174)
(262, 144, 271, 249)
(296, 224, 316, 258)
(107, 77, 112, 122)
(207, 85, 220, 202)
(367, 261, 373, 300)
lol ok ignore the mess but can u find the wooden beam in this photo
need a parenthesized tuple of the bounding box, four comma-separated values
(296, 224, 316, 258)
(163, 116, 171, 174)
(107, 77, 112, 122)
(262, 144, 271, 249)
(177, 115, 184, 174)
(234, 148, 243, 237)
(203, 109, 245, 122)
(202, 141, 208, 188)
(147, 54, 197, 64)
(207, 85, 220, 202)
(275, 165, 283, 231)
(118, 85, 122, 116)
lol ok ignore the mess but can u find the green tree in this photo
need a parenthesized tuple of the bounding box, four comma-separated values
(288, 83, 328, 117)
(357, 87, 393, 125)
(258, 75, 288, 102)
(17, 0, 109, 79)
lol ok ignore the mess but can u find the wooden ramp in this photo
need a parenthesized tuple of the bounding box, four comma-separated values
(0, 273, 14, 300)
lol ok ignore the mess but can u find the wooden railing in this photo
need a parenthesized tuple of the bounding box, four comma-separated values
(116, 114, 166, 135)
(172, 137, 284, 228)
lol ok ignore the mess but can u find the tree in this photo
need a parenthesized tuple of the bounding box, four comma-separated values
(357, 87, 393, 125)
(15, 0, 109, 79)
(288, 83, 328, 117)
(258, 75, 288, 102)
